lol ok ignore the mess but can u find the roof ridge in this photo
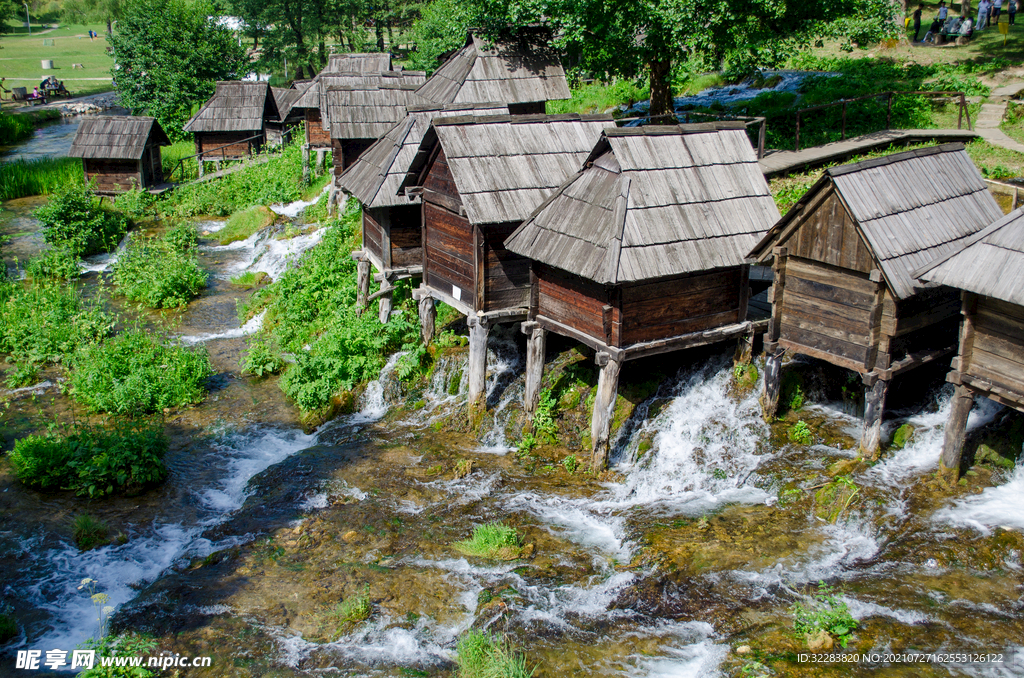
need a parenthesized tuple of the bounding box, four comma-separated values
(827, 142, 964, 177)
(606, 121, 747, 136)
(913, 206, 1024, 279)
(433, 113, 613, 126)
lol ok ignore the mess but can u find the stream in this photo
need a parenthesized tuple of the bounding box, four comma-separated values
(1, 153, 1023, 676)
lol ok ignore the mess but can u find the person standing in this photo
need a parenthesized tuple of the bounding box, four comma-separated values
(913, 3, 925, 40)
(978, 0, 990, 29)
(938, 1, 949, 20)
(1010, 0, 1017, 24)
(994, 0, 1003, 21)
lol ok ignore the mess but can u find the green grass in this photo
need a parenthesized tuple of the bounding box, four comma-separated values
(217, 205, 276, 245)
(160, 140, 199, 182)
(71, 513, 109, 549)
(456, 631, 533, 678)
(230, 271, 271, 287)
(0, 109, 60, 144)
(0, 22, 114, 101)
(453, 523, 523, 560)
(546, 78, 650, 115)
(113, 223, 208, 308)
(0, 156, 82, 200)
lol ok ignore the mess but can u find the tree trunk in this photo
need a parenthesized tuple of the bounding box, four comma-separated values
(648, 56, 673, 119)
(106, 17, 112, 34)
(375, 21, 385, 52)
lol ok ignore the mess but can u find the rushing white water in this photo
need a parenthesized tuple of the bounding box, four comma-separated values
(79, 234, 131, 273)
(268, 184, 331, 218)
(19, 426, 318, 653)
(223, 227, 326, 282)
(934, 463, 1024, 534)
(351, 352, 407, 424)
(177, 310, 265, 345)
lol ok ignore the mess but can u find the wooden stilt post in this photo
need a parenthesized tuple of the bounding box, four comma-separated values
(860, 374, 890, 458)
(467, 314, 490, 418)
(315, 148, 327, 174)
(522, 321, 546, 415)
(354, 253, 370, 313)
(301, 144, 311, 184)
(940, 384, 974, 479)
(734, 329, 754, 365)
(591, 351, 622, 470)
(761, 347, 785, 420)
(378, 279, 393, 324)
(413, 287, 436, 344)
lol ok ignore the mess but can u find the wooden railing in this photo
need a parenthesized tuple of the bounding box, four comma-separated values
(167, 134, 264, 182)
(792, 90, 972, 151)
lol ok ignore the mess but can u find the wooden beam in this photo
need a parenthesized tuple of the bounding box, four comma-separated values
(373, 266, 423, 283)
(860, 377, 889, 459)
(877, 347, 955, 380)
(761, 346, 785, 420)
(940, 384, 974, 479)
(778, 338, 871, 374)
(524, 325, 547, 416)
(767, 246, 788, 343)
(536, 315, 623, 362)
(467, 314, 490, 420)
(591, 353, 622, 470)
(418, 292, 436, 345)
(864, 269, 886, 371)
(621, 321, 753, 361)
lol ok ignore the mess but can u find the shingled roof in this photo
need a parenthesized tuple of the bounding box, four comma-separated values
(505, 124, 778, 284)
(184, 82, 278, 133)
(339, 102, 509, 208)
(915, 207, 1024, 306)
(324, 83, 429, 140)
(416, 31, 570, 105)
(68, 116, 170, 160)
(748, 143, 1002, 300)
(326, 52, 392, 73)
(271, 87, 303, 122)
(404, 113, 613, 224)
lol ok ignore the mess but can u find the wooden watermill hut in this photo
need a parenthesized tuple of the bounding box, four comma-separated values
(401, 112, 613, 414)
(747, 143, 1003, 456)
(183, 81, 279, 167)
(265, 86, 305, 146)
(416, 29, 571, 113)
(915, 207, 1024, 478)
(504, 123, 780, 466)
(338, 102, 509, 323)
(68, 116, 171, 194)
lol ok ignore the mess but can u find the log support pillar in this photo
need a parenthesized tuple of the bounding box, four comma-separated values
(940, 384, 975, 480)
(197, 156, 205, 178)
(301, 144, 311, 184)
(522, 321, 546, 415)
(761, 346, 785, 421)
(734, 329, 754, 365)
(467, 315, 491, 420)
(591, 351, 622, 470)
(315, 148, 327, 173)
(413, 287, 436, 345)
(353, 252, 370, 313)
(377, 279, 394, 324)
(860, 374, 890, 459)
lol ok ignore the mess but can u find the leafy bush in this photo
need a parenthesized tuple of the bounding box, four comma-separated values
(453, 523, 523, 560)
(26, 245, 81, 281)
(240, 339, 284, 378)
(69, 330, 214, 415)
(0, 156, 83, 201)
(532, 388, 558, 442)
(9, 420, 169, 497)
(113, 224, 207, 308)
(4, 361, 40, 388)
(113, 188, 153, 220)
(791, 581, 858, 648)
(0, 278, 112, 364)
(79, 634, 157, 677)
(788, 420, 812, 445)
(456, 631, 533, 678)
(35, 184, 129, 257)
(217, 205, 276, 245)
(547, 77, 650, 115)
(72, 514, 109, 550)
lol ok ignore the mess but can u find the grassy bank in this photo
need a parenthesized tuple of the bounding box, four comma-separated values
(0, 109, 62, 145)
(0, 157, 81, 200)
(0, 22, 114, 101)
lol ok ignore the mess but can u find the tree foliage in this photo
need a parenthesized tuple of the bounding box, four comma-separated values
(108, 0, 247, 140)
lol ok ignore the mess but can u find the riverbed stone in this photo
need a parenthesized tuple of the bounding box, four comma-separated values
(806, 629, 833, 651)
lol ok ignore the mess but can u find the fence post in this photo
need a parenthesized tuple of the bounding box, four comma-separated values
(841, 100, 847, 140)
(795, 112, 801, 152)
(962, 94, 972, 130)
(758, 119, 766, 159)
(887, 92, 893, 129)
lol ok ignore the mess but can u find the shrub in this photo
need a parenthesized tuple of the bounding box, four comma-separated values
(4, 361, 40, 388)
(9, 420, 169, 497)
(113, 226, 207, 308)
(72, 514, 109, 550)
(79, 634, 158, 678)
(790, 581, 858, 648)
(113, 188, 153, 220)
(217, 205, 276, 245)
(240, 339, 284, 377)
(0, 279, 112, 364)
(453, 523, 523, 560)
(456, 631, 533, 678)
(69, 330, 214, 415)
(25, 245, 81, 281)
(788, 421, 812, 445)
(0, 156, 83, 201)
(35, 184, 128, 257)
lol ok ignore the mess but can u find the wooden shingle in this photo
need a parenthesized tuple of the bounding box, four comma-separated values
(68, 116, 170, 160)
(183, 82, 278, 133)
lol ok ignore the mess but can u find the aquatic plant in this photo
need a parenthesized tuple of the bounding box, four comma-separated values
(25, 245, 82, 281)
(240, 339, 284, 378)
(454, 523, 523, 560)
(216, 205, 276, 245)
(790, 581, 858, 648)
(113, 224, 207, 309)
(35, 183, 128, 257)
(4, 360, 40, 388)
(72, 514, 109, 550)
(69, 330, 213, 415)
(78, 633, 157, 677)
(0, 278, 112, 364)
(0, 156, 82, 201)
(456, 630, 533, 678)
(788, 421, 812, 445)
(531, 388, 559, 442)
(562, 454, 578, 474)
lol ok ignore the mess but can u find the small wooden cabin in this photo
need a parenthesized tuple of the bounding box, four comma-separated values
(748, 143, 1003, 456)
(915, 208, 1024, 478)
(402, 113, 612, 414)
(183, 81, 279, 164)
(68, 116, 170, 194)
(416, 30, 571, 113)
(505, 124, 781, 466)
(266, 86, 304, 146)
(338, 102, 509, 323)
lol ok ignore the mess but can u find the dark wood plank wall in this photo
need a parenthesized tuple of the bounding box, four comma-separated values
(482, 222, 531, 312)
(196, 132, 260, 159)
(962, 296, 1024, 396)
(885, 286, 962, 359)
(390, 204, 422, 267)
(339, 139, 375, 173)
(507, 102, 547, 115)
(363, 208, 385, 265)
(83, 158, 141, 192)
(536, 265, 616, 345)
(423, 201, 474, 304)
(146, 145, 164, 185)
(787, 188, 874, 274)
(305, 110, 331, 147)
(620, 267, 744, 345)
(778, 257, 875, 368)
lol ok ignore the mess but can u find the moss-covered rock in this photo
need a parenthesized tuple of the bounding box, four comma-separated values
(892, 423, 915, 450)
(814, 477, 859, 523)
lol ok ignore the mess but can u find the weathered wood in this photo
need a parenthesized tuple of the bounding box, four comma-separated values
(940, 384, 974, 478)
(767, 247, 788, 343)
(467, 315, 490, 417)
(417, 290, 436, 345)
(377, 280, 393, 324)
(860, 377, 890, 458)
(591, 352, 622, 470)
(523, 322, 546, 415)
(864, 270, 887, 370)
(356, 258, 371, 313)
(302, 144, 311, 184)
(761, 347, 785, 420)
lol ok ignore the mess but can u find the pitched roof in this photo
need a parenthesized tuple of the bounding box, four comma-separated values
(405, 113, 614, 224)
(505, 124, 779, 284)
(271, 87, 303, 122)
(915, 207, 1024, 306)
(68, 116, 170, 160)
(339, 102, 510, 208)
(416, 31, 570, 105)
(183, 81, 278, 133)
(292, 71, 428, 131)
(326, 52, 392, 73)
(748, 143, 1003, 300)
(325, 83, 429, 140)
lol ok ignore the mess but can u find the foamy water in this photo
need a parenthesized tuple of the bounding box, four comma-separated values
(178, 310, 265, 345)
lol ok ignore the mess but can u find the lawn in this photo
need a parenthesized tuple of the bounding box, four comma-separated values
(0, 22, 114, 101)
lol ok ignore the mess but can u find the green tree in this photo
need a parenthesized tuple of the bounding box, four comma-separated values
(0, 0, 19, 30)
(407, 0, 478, 72)
(108, 0, 247, 140)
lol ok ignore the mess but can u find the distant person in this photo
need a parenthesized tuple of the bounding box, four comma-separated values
(1010, 0, 1017, 23)
(29, 86, 41, 99)
(994, 0, 1003, 20)
(977, 0, 990, 28)
(924, 16, 944, 40)
(913, 3, 924, 40)
(961, 14, 975, 35)
(0, 78, 9, 99)
(938, 0, 949, 19)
